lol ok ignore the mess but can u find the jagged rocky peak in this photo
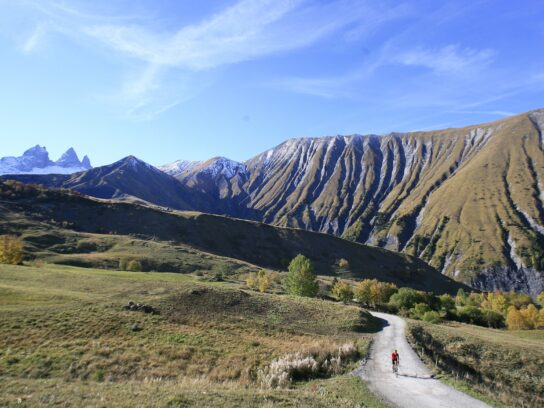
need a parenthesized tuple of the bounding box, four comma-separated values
(0, 145, 92, 175)
(56, 147, 81, 167)
(22, 145, 51, 168)
(81, 155, 92, 169)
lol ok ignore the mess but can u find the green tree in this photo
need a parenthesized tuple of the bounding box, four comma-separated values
(389, 288, 428, 310)
(283, 255, 319, 297)
(331, 280, 353, 303)
(412, 302, 431, 319)
(438, 294, 455, 311)
(455, 288, 467, 306)
(537, 291, 544, 306)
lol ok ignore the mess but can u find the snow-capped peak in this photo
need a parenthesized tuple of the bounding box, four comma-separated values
(159, 160, 200, 176)
(159, 157, 248, 180)
(0, 145, 92, 175)
(201, 157, 248, 179)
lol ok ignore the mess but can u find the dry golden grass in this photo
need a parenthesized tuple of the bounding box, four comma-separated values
(0, 264, 388, 407)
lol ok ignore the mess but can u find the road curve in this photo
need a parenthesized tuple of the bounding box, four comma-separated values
(355, 312, 490, 408)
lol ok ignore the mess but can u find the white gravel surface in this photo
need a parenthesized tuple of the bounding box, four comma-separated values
(355, 312, 491, 408)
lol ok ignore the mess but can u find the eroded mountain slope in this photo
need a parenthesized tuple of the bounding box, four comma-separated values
(171, 110, 544, 294)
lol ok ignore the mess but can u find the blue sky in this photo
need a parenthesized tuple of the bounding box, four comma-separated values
(0, 0, 543, 166)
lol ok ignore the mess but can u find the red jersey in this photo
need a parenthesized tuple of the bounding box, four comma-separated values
(392, 352, 398, 362)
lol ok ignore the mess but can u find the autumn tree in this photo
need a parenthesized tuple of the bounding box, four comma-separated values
(506, 306, 529, 330)
(331, 280, 353, 303)
(0, 235, 23, 265)
(354, 279, 374, 305)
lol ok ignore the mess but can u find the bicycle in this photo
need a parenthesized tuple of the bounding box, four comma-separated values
(392, 360, 399, 376)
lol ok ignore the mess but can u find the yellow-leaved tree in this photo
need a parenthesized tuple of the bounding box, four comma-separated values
(506, 306, 529, 330)
(0, 235, 23, 265)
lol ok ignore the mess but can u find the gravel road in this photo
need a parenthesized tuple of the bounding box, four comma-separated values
(355, 312, 491, 408)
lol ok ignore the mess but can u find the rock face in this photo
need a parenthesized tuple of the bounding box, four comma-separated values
(0, 145, 92, 175)
(163, 110, 544, 294)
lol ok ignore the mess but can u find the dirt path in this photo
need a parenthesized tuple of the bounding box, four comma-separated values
(355, 312, 491, 408)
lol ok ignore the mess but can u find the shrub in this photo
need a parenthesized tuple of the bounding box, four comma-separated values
(283, 255, 319, 298)
(246, 273, 259, 290)
(389, 288, 429, 310)
(412, 302, 431, 319)
(457, 306, 484, 325)
(354, 279, 373, 305)
(337, 258, 350, 269)
(258, 272, 270, 293)
(0, 235, 23, 265)
(481, 309, 505, 328)
(118, 258, 128, 271)
(246, 271, 271, 292)
(331, 281, 353, 303)
(354, 279, 397, 306)
(422, 311, 442, 323)
(438, 294, 455, 311)
(371, 281, 398, 304)
(258, 343, 358, 388)
(127, 260, 143, 272)
(537, 291, 544, 306)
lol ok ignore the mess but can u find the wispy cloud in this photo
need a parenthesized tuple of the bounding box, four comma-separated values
(395, 45, 495, 75)
(21, 22, 50, 54)
(10, 0, 401, 119)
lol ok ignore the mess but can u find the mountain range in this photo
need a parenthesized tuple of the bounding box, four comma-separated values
(0, 145, 91, 175)
(3, 109, 544, 295)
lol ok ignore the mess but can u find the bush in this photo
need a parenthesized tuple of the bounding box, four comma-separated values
(457, 306, 484, 325)
(337, 258, 350, 269)
(354, 279, 397, 306)
(258, 343, 358, 388)
(246, 273, 258, 290)
(0, 235, 23, 265)
(331, 281, 353, 303)
(284, 255, 319, 298)
(258, 271, 270, 293)
(422, 311, 442, 323)
(438, 294, 455, 311)
(127, 260, 143, 272)
(389, 288, 429, 310)
(481, 309, 505, 328)
(354, 279, 373, 305)
(411, 302, 431, 319)
(246, 271, 272, 292)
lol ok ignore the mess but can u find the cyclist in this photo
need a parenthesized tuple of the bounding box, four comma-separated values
(391, 349, 400, 373)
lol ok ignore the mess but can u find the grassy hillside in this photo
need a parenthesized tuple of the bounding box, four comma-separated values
(406, 320, 544, 407)
(0, 180, 464, 293)
(0, 264, 389, 407)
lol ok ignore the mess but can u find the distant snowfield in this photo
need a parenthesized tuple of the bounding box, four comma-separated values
(0, 165, 86, 176)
